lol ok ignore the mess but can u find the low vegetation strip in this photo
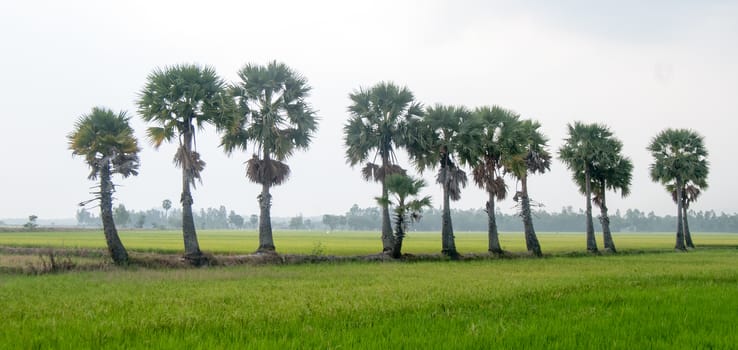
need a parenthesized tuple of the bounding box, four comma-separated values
(1, 249, 736, 349)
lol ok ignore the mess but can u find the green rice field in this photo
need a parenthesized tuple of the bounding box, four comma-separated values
(1, 230, 737, 348)
(1, 229, 737, 255)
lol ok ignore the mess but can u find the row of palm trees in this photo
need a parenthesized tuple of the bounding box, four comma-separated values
(67, 61, 710, 266)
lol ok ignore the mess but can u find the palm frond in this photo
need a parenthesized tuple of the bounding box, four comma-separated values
(246, 155, 291, 186)
(174, 147, 206, 187)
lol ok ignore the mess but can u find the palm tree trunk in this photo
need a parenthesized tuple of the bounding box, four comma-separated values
(99, 164, 128, 265)
(181, 131, 202, 260)
(599, 184, 617, 253)
(520, 176, 542, 257)
(584, 169, 598, 253)
(380, 175, 394, 253)
(486, 191, 503, 254)
(675, 180, 687, 251)
(391, 208, 404, 259)
(683, 202, 695, 249)
(258, 183, 276, 252)
(441, 168, 459, 259)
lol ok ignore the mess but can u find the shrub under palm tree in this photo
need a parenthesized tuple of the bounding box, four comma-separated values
(377, 174, 432, 258)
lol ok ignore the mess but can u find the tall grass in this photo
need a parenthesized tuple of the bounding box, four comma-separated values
(1, 249, 737, 348)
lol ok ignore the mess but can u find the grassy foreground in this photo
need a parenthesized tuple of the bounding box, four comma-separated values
(1, 249, 737, 349)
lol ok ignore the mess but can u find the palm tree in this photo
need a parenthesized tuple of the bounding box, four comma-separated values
(377, 174, 432, 258)
(407, 104, 471, 258)
(220, 61, 318, 253)
(344, 82, 423, 253)
(162, 199, 172, 219)
(138, 64, 231, 264)
(558, 122, 614, 253)
(68, 107, 140, 265)
(669, 182, 702, 248)
(648, 129, 709, 251)
(572, 134, 633, 253)
(457, 106, 521, 254)
(505, 119, 551, 257)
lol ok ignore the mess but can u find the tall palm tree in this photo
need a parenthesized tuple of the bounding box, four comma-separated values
(407, 104, 471, 258)
(344, 82, 423, 253)
(669, 182, 702, 249)
(559, 122, 615, 253)
(572, 135, 633, 253)
(138, 64, 231, 263)
(505, 119, 551, 257)
(68, 107, 140, 265)
(648, 129, 709, 251)
(220, 61, 318, 253)
(457, 106, 521, 254)
(377, 174, 432, 258)
(162, 199, 172, 219)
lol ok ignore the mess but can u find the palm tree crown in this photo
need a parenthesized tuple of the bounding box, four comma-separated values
(648, 129, 709, 189)
(138, 64, 231, 183)
(68, 107, 140, 179)
(222, 61, 317, 168)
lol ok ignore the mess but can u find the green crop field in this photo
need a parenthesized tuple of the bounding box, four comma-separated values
(1, 229, 737, 255)
(1, 231, 737, 348)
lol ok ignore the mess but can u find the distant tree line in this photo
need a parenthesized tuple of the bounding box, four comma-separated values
(329, 204, 738, 233)
(75, 204, 738, 233)
(76, 205, 258, 231)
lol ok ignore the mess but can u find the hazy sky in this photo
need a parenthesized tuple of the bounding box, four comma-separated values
(2, 0, 736, 221)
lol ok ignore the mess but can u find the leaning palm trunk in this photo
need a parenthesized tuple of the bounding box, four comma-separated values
(441, 178, 459, 258)
(683, 203, 694, 249)
(258, 182, 276, 252)
(598, 185, 617, 253)
(99, 164, 129, 265)
(584, 169, 598, 252)
(520, 176, 542, 257)
(675, 180, 687, 251)
(486, 192, 503, 254)
(180, 132, 202, 261)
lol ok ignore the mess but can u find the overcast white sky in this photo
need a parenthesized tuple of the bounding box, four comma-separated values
(1, 0, 736, 221)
